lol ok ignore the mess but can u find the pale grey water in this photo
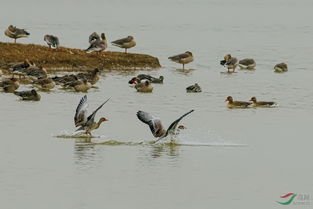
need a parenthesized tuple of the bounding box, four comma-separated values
(1, 0, 313, 208)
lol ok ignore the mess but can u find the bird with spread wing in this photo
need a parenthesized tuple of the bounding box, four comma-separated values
(136, 110, 194, 142)
(74, 95, 109, 135)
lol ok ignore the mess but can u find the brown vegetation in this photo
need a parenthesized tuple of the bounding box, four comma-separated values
(0, 42, 161, 72)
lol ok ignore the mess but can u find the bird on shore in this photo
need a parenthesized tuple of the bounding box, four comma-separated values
(76, 68, 101, 85)
(249, 97, 277, 107)
(63, 79, 92, 92)
(44, 35, 60, 49)
(111, 35, 136, 53)
(168, 51, 194, 70)
(23, 66, 47, 79)
(220, 54, 238, 73)
(85, 33, 107, 53)
(186, 83, 202, 93)
(128, 74, 164, 84)
(89, 32, 100, 43)
(4, 25, 30, 43)
(74, 95, 109, 135)
(9, 59, 33, 73)
(0, 77, 20, 92)
(14, 89, 41, 101)
(238, 58, 256, 70)
(274, 63, 288, 73)
(136, 109, 194, 142)
(225, 96, 252, 108)
(52, 74, 78, 85)
(32, 77, 55, 90)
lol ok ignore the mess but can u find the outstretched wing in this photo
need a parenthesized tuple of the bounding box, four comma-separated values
(136, 111, 164, 138)
(85, 98, 110, 125)
(164, 109, 194, 137)
(74, 95, 88, 127)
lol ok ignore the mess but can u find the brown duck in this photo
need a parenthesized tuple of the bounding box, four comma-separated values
(250, 97, 277, 107)
(14, 89, 41, 101)
(225, 96, 252, 108)
(74, 95, 110, 135)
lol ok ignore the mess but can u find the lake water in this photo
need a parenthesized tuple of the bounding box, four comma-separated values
(1, 0, 313, 208)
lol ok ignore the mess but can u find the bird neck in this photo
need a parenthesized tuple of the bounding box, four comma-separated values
(94, 119, 105, 129)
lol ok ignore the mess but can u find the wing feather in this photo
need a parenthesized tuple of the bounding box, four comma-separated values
(164, 109, 194, 137)
(85, 98, 110, 125)
(136, 111, 164, 137)
(74, 95, 88, 127)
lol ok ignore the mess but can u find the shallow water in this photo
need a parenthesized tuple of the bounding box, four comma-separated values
(1, 0, 313, 208)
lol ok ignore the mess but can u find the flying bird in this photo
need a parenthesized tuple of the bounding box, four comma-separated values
(136, 109, 194, 142)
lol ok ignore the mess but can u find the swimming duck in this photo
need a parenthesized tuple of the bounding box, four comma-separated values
(186, 83, 202, 93)
(89, 32, 100, 43)
(133, 80, 153, 93)
(0, 77, 20, 92)
(225, 96, 252, 108)
(85, 33, 107, 53)
(76, 68, 101, 85)
(249, 97, 277, 107)
(220, 54, 238, 72)
(74, 95, 109, 135)
(63, 79, 92, 92)
(129, 74, 164, 84)
(44, 35, 60, 49)
(168, 51, 194, 70)
(274, 63, 288, 73)
(32, 78, 55, 90)
(238, 58, 256, 70)
(4, 25, 30, 43)
(14, 89, 41, 101)
(111, 35, 136, 53)
(136, 109, 194, 142)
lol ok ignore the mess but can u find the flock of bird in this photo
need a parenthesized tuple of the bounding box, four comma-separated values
(0, 25, 283, 139)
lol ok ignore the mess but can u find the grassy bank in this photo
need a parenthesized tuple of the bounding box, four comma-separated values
(0, 42, 161, 72)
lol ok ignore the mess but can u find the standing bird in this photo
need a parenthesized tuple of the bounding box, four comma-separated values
(136, 110, 194, 142)
(44, 35, 60, 49)
(85, 33, 107, 53)
(74, 95, 109, 135)
(111, 35, 136, 53)
(274, 63, 288, 73)
(225, 96, 252, 108)
(4, 25, 30, 43)
(168, 51, 194, 70)
(14, 89, 41, 101)
(186, 83, 202, 93)
(238, 58, 256, 70)
(249, 97, 277, 107)
(220, 54, 238, 73)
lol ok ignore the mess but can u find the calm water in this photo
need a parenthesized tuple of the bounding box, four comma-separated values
(1, 0, 313, 208)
